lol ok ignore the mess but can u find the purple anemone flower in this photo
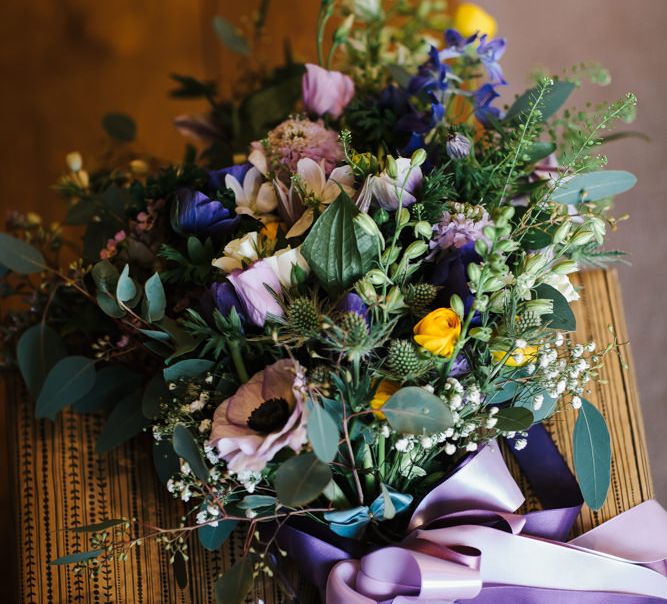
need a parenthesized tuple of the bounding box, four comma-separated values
(211, 282, 245, 318)
(476, 34, 507, 85)
(207, 163, 252, 194)
(171, 189, 240, 239)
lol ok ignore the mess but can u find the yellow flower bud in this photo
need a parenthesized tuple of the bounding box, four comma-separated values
(370, 380, 400, 420)
(491, 345, 539, 367)
(453, 3, 497, 38)
(413, 308, 462, 357)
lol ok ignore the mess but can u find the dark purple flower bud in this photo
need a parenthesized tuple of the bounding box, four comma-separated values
(210, 282, 245, 319)
(446, 132, 471, 160)
(207, 163, 252, 195)
(430, 243, 481, 322)
(338, 292, 368, 317)
(171, 189, 240, 240)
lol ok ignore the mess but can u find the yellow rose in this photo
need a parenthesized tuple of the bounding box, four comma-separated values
(491, 346, 539, 367)
(453, 3, 497, 38)
(413, 308, 462, 357)
(370, 380, 400, 419)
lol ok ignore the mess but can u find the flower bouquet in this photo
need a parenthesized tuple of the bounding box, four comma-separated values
(2, 1, 666, 602)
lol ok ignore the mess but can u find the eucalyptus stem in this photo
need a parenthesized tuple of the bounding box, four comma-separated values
(316, 1, 335, 66)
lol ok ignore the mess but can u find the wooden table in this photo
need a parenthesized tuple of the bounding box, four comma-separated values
(2, 269, 654, 603)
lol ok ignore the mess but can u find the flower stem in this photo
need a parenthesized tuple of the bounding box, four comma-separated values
(229, 340, 249, 383)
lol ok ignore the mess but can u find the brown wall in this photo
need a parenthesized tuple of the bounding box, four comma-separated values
(0, 0, 664, 499)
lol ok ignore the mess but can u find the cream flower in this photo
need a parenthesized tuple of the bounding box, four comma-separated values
(225, 167, 278, 222)
(263, 247, 310, 287)
(541, 273, 580, 302)
(211, 231, 259, 273)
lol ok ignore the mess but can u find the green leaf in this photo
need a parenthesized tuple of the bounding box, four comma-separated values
(215, 557, 254, 604)
(172, 423, 209, 482)
(173, 549, 188, 589)
(142, 374, 169, 419)
(102, 112, 136, 142)
(504, 80, 576, 122)
(212, 16, 250, 55)
(96, 390, 149, 453)
(163, 359, 214, 382)
(515, 390, 558, 422)
(92, 261, 125, 317)
(274, 453, 332, 507)
(116, 264, 137, 303)
(534, 283, 576, 331)
(16, 324, 66, 398)
(301, 192, 378, 294)
(382, 386, 454, 435)
(238, 495, 276, 510)
(198, 519, 238, 552)
(573, 398, 611, 510)
(0, 233, 46, 274)
(380, 483, 396, 520)
(50, 549, 104, 566)
(71, 519, 126, 533)
(145, 273, 166, 322)
(550, 170, 637, 205)
(494, 407, 534, 431)
(153, 440, 180, 484)
(306, 402, 339, 463)
(73, 365, 142, 413)
(36, 356, 96, 420)
(523, 141, 557, 163)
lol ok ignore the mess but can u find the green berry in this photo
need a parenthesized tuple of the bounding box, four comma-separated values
(387, 339, 422, 377)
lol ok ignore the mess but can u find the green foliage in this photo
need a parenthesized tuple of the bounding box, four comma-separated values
(172, 423, 209, 482)
(163, 359, 215, 382)
(382, 387, 454, 435)
(50, 550, 104, 566)
(144, 273, 166, 322)
(534, 284, 576, 331)
(159, 237, 216, 286)
(96, 390, 149, 453)
(141, 374, 169, 419)
(549, 170, 637, 204)
(169, 74, 217, 99)
(212, 15, 249, 55)
(505, 80, 576, 123)
(198, 518, 238, 552)
(102, 113, 137, 142)
(36, 356, 96, 420)
(573, 398, 611, 510)
(182, 308, 245, 361)
(153, 440, 180, 484)
(0, 233, 46, 273)
(215, 557, 254, 604)
(306, 401, 340, 463)
(73, 365, 142, 413)
(274, 453, 332, 507)
(17, 324, 66, 398)
(302, 191, 380, 294)
(494, 407, 534, 432)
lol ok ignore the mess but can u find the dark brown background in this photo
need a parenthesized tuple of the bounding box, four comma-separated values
(0, 0, 664, 516)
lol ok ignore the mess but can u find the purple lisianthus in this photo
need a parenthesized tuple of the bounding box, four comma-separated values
(211, 282, 244, 318)
(302, 63, 355, 119)
(207, 163, 252, 194)
(227, 259, 284, 327)
(171, 189, 240, 239)
(472, 83, 502, 126)
(476, 34, 507, 86)
(372, 157, 423, 210)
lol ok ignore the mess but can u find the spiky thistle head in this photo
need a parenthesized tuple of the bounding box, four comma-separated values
(286, 296, 322, 336)
(405, 282, 439, 313)
(386, 339, 425, 380)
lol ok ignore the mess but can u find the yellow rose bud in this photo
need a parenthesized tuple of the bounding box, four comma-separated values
(370, 380, 400, 419)
(491, 345, 539, 367)
(260, 222, 281, 240)
(413, 307, 462, 357)
(453, 2, 498, 38)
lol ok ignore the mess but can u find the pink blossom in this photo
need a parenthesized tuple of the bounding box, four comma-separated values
(210, 359, 308, 473)
(302, 63, 355, 119)
(226, 259, 284, 327)
(114, 230, 127, 242)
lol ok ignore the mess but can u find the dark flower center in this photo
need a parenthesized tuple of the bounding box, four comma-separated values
(247, 397, 290, 434)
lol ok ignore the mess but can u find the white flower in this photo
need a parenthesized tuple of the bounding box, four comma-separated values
(444, 443, 457, 455)
(514, 438, 528, 451)
(466, 442, 478, 452)
(420, 436, 434, 449)
(199, 419, 212, 434)
(572, 395, 582, 409)
(225, 167, 278, 222)
(395, 438, 412, 452)
(541, 273, 580, 302)
(211, 231, 259, 272)
(485, 417, 498, 429)
(380, 424, 391, 438)
(533, 394, 544, 411)
(285, 159, 355, 238)
(555, 332, 565, 347)
(189, 398, 206, 413)
(263, 246, 310, 287)
(515, 339, 527, 349)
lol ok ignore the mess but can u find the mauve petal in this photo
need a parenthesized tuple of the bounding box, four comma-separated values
(227, 261, 284, 327)
(225, 380, 265, 426)
(260, 359, 300, 404)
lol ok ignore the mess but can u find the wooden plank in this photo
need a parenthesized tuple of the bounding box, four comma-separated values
(2, 269, 654, 603)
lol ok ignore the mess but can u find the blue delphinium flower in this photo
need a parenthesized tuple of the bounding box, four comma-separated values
(472, 83, 502, 126)
(408, 46, 449, 95)
(476, 34, 507, 85)
(439, 29, 478, 60)
(171, 189, 240, 239)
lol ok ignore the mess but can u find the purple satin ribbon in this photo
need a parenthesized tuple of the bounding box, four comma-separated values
(277, 425, 667, 603)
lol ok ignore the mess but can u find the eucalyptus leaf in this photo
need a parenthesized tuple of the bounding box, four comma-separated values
(505, 80, 576, 122)
(50, 550, 104, 566)
(153, 440, 180, 484)
(238, 495, 276, 510)
(302, 192, 379, 294)
(494, 407, 534, 431)
(71, 519, 126, 533)
(172, 423, 209, 482)
(145, 272, 166, 322)
(16, 324, 66, 398)
(523, 141, 557, 163)
(102, 112, 136, 142)
(382, 387, 454, 435)
(515, 390, 558, 422)
(535, 284, 576, 331)
(173, 549, 188, 589)
(96, 391, 149, 453)
(212, 15, 250, 55)
(215, 557, 254, 604)
(36, 356, 96, 420)
(0, 233, 46, 274)
(163, 359, 214, 382)
(550, 170, 637, 205)
(573, 398, 611, 510)
(116, 264, 137, 303)
(73, 365, 142, 413)
(274, 453, 332, 507)
(198, 519, 238, 552)
(306, 402, 339, 463)
(142, 374, 169, 419)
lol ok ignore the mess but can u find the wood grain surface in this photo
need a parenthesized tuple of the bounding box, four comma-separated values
(2, 268, 654, 603)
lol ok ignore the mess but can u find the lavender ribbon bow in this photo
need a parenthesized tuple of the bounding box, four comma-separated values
(279, 425, 667, 603)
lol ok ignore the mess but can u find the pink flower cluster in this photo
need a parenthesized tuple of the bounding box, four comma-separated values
(99, 230, 127, 260)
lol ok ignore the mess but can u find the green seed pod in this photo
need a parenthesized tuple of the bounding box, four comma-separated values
(387, 339, 422, 377)
(286, 297, 321, 335)
(449, 293, 464, 318)
(405, 282, 438, 311)
(340, 311, 369, 347)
